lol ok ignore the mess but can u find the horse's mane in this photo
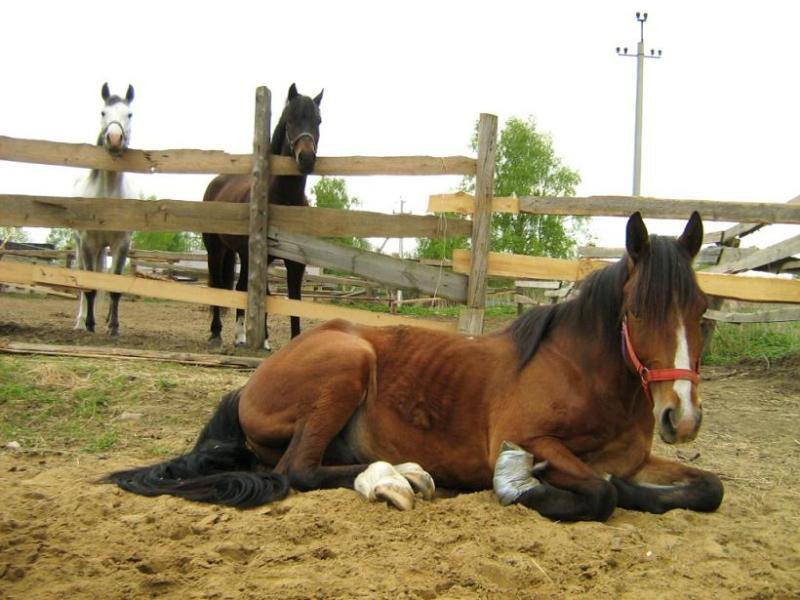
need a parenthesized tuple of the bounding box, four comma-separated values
(505, 235, 702, 370)
(271, 110, 288, 155)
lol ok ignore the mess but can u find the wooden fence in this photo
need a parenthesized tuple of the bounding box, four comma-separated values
(2, 85, 799, 347)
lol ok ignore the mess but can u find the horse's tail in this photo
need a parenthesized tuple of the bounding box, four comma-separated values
(103, 389, 289, 508)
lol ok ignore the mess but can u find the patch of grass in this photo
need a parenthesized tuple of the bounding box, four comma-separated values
(85, 431, 118, 452)
(335, 300, 518, 319)
(704, 321, 800, 366)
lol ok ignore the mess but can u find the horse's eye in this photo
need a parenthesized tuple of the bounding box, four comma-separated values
(101, 111, 106, 117)
(128, 113, 132, 118)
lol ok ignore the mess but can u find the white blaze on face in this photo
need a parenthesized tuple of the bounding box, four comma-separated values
(673, 318, 694, 416)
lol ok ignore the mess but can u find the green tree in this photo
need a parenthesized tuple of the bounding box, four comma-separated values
(311, 177, 371, 250)
(0, 227, 29, 244)
(130, 194, 202, 252)
(45, 228, 75, 249)
(464, 116, 582, 257)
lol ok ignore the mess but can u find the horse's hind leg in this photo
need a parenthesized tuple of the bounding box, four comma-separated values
(234, 249, 249, 346)
(203, 234, 232, 345)
(74, 237, 87, 330)
(106, 234, 130, 337)
(610, 455, 723, 514)
(79, 242, 100, 333)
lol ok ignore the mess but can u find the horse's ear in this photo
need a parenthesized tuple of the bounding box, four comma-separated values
(626, 211, 650, 263)
(313, 89, 324, 106)
(125, 84, 135, 103)
(287, 83, 298, 101)
(101, 82, 110, 102)
(677, 211, 703, 259)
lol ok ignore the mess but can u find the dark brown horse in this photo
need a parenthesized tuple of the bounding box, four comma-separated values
(202, 83, 323, 349)
(107, 212, 723, 521)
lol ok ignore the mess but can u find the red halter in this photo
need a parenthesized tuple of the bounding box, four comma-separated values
(621, 316, 700, 403)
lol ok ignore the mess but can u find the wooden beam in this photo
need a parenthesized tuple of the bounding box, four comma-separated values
(428, 192, 518, 214)
(703, 194, 800, 245)
(0, 194, 471, 238)
(431, 191, 800, 224)
(0, 261, 456, 332)
(452, 249, 800, 304)
(459, 113, 497, 336)
(0, 136, 475, 176)
(0, 341, 263, 369)
(268, 228, 468, 302)
(518, 195, 800, 224)
(703, 307, 800, 323)
(578, 245, 757, 267)
(246, 86, 271, 349)
(705, 233, 800, 274)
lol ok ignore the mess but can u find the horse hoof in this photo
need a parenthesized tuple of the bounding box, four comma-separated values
(394, 463, 436, 500)
(354, 462, 416, 510)
(107, 329, 119, 338)
(209, 336, 222, 347)
(263, 340, 272, 352)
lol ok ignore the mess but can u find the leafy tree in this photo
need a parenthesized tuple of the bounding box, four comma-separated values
(0, 227, 30, 244)
(131, 231, 200, 252)
(45, 228, 76, 249)
(416, 226, 469, 262)
(463, 116, 582, 257)
(311, 177, 371, 250)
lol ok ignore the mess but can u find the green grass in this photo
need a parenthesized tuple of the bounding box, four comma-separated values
(704, 321, 800, 366)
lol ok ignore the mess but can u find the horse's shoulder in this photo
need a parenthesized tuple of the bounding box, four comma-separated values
(203, 174, 250, 204)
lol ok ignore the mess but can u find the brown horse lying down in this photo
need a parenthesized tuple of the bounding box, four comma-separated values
(107, 212, 723, 521)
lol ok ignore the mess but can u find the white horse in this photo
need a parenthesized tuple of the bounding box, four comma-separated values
(73, 82, 136, 336)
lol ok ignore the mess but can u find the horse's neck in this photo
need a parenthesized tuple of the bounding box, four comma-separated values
(87, 169, 128, 198)
(270, 174, 308, 206)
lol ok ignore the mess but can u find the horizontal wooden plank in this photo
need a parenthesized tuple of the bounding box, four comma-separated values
(453, 250, 800, 304)
(703, 307, 800, 323)
(432, 191, 800, 224)
(702, 194, 800, 244)
(0, 136, 475, 176)
(0, 194, 471, 237)
(0, 261, 456, 332)
(427, 192, 519, 214)
(578, 245, 756, 267)
(519, 195, 800, 224)
(0, 341, 264, 369)
(269, 228, 468, 302)
(705, 233, 800, 274)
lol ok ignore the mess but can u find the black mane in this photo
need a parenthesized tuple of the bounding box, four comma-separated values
(505, 235, 703, 370)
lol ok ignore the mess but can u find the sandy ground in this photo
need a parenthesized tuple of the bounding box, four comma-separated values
(1, 293, 799, 599)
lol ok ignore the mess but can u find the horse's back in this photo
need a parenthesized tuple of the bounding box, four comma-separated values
(203, 174, 250, 204)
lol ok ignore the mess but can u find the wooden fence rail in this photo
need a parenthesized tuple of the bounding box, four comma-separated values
(0, 136, 477, 176)
(429, 192, 800, 225)
(452, 250, 800, 304)
(0, 194, 472, 237)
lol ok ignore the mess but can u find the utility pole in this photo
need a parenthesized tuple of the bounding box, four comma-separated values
(617, 12, 661, 196)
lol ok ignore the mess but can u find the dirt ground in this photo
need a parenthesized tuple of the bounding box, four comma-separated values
(1, 293, 799, 599)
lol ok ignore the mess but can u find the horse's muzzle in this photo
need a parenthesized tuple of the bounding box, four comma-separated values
(297, 151, 316, 175)
(659, 406, 703, 444)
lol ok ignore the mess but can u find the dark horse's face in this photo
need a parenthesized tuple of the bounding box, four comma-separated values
(283, 83, 323, 175)
(98, 82, 134, 156)
(622, 212, 708, 444)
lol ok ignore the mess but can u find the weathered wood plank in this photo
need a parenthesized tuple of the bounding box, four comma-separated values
(246, 86, 271, 349)
(702, 194, 800, 245)
(460, 114, 497, 336)
(0, 341, 263, 369)
(452, 250, 800, 304)
(705, 233, 800, 274)
(431, 191, 800, 224)
(704, 307, 800, 323)
(268, 228, 468, 302)
(0, 261, 456, 331)
(0, 194, 472, 238)
(578, 245, 756, 266)
(428, 192, 518, 214)
(0, 136, 476, 176)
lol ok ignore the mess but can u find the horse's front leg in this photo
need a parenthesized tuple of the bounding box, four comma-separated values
(610, 455, 723, 514)
(106, 235, 131, 337)
(494, 437, 618, 522)
(284, 259, 305, 338)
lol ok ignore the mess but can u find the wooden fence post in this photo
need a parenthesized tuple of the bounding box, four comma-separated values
(245, 86, 271, 349)
(458, 113, 497, 335)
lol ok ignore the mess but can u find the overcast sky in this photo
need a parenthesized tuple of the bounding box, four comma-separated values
(1, 1, 798, 252)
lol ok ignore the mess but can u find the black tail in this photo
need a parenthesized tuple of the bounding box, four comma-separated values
(104, 389, 289, 508)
